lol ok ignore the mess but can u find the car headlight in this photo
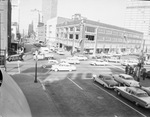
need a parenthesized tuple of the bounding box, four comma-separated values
(92, 74, 96, 78)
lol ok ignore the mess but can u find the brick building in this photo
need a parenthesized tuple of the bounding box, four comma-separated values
(56, 16, 143, 55)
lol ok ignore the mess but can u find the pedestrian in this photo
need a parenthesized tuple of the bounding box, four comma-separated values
(127, 65, 131, 75)
(141, 67, 146, 80)
(125, 64, 129, 74)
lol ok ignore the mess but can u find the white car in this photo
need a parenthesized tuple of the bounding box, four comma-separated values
(57, 50, 65, 55)
(107, 57, 120, 63)
(51, 63, 76, 72)
(43, 53, 54, 59)
(112, 74, 140, 87)
(121, 59, 138, 66)
(144, 60, 150, 65)
(60, 57, 80, 64)
(90, 59, 108, 66)
(33, 53, 45, 60)
(73, 55, 88, 61)
(42, 59, 58, 68)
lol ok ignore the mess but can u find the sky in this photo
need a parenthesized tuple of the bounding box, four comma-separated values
(19, 0, 127, 34)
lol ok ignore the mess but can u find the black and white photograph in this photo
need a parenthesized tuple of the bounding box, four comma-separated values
(1, 0, 150, 117)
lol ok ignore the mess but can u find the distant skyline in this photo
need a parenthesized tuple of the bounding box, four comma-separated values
(19, 0, 127, 34)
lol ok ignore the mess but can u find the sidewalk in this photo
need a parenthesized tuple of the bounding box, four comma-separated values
(11, 73, 61, 117)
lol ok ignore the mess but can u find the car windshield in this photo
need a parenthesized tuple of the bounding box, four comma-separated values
(104, 77, 112, 80)
(125, 77, 134, 80)
(136, 93, 149, 97)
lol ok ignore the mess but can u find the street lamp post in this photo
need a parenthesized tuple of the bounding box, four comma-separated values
(34, 51, 38, 83)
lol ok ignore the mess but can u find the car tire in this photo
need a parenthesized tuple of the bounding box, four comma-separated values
(55, 69, 58, 72)
(93, 78, 96, 82)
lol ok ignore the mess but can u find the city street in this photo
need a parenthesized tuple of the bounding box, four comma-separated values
(6, 49, 150, 117)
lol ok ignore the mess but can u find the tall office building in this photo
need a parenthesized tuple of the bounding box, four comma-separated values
(124, 0, 150, 51)
(11, 0, 20, 41)
(42, 0, 58, 23)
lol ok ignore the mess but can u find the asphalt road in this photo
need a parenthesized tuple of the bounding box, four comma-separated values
(6, 44, 150, 117)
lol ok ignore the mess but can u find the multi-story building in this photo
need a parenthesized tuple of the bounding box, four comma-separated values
(0, 0, 11, 51)
(42, 0, 58, 24)
(56, 16, 143, 55)
(46, 16, 71, 47)
(11, 0, 20, 41)
(124, 0, 150, 52)
(37, 22, 45, 42)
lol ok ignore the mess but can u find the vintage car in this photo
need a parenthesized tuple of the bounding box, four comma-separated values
(90, 59, 108, 66)
(73, 55, 88, 61)
(92, 74, 119, 89)
(107, 57, 120, 63)
(115, 87, 150, 108)
(56, 50, 65, 55)
(144, 60, 150, 65)
(7, 54, 24, 62)
(121, 59, 138, 66)
(112, 74, 140, 87)
(60, 57, 80, 64)
(140, 86, 150, 96)
(51, 63, 76, 72)
(42, 59, 59, 68)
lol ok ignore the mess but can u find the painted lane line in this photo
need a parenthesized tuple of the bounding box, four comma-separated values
(93, 83, 147, 117)
(67, 77, 83, 90)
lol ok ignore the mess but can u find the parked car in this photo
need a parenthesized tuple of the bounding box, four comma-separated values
(121, 59, 138, 66)
(146, 71, 150, 78)
(73, 55, 88, 61)
(60, 57, 80, 64)
(90, 59, 108, 66)
(92, 74, 119, 89)
(51, 63, 76, 72)
(144, 60, 150, 65)
(140, 86, 150, 96)
(57, 50, 65, 55)
(107, 57, 120, 63)
(115, 87, 150, 108)
(112, 74, 140, 87)
(7, 54, 24, 62)
(42, 59, 59, 68)
(43, 53, 54, 59)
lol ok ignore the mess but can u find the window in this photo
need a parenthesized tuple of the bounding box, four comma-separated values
(69, 34, 73, 39)
(76, 26, 80, 31)
(85, 26, 96, 33)
(105, 29, 112, 34)
(105, 37, 111, 41)
(70, 27, 74, 31)
(98, 28, 105, 33)
(75, 34, 79, 39)
(86, 35, 95, 41)
(65, 34, 68, 38)
(112, 31, 118, 35)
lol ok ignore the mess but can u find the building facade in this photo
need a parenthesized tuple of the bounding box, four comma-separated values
(124, 0, 150, 52)
(56, 18, 143, 55)
(46, 16, 71, 46)
(0, 0, 11, 51)
(42, 0, 58, 24)
(11, 0, 20, 41)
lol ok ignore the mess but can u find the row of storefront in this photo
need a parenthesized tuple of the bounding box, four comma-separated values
(55, 17, 143, 55)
